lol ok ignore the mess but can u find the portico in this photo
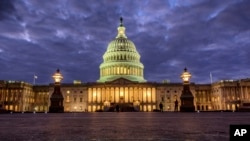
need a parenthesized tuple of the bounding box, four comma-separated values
(88, 78, 156, 112)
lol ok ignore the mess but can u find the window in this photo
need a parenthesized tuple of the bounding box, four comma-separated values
(80, 98, 82, 102)
(74, 97, 76, 102)
(66, 95, 70, 102)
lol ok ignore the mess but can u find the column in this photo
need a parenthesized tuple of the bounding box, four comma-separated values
(246, 87, 249, 100)
(125, 87, 128, 103)
(88, 88, 92, 103)
(124, 67, 127, 75)
(147, 88, 152, 103)
(115, 87, 119, 103)
(93, 88, 97, 102)
(105, 88, 109, 101)
(101, 88, 105, 102)
(152, 88, 156, 103)
(137, 67, 139, 76)
(112, 66, 114, 75)
(99, 88, 102, 103)
(128, 87, 130, 102)
(242, 86, 245, 99)
(129, 87, 133, 102)
(111, 87, 114, 102)
(121, 66, 123, 75)
(143, 88, 146, 103)
(134, 87, 138, 101)
(225, 88, 229, 101)
(139, 88, 142, 102)
(221, 88, 225, 110)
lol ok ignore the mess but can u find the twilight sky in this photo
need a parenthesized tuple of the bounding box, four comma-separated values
(0, 0, 249, 84)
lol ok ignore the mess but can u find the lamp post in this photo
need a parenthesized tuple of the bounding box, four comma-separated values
(49, 69, 64, 113)
(180, 68, 195, 112)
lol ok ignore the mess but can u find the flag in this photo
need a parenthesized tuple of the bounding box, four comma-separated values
(210, 72, 213, 84)
(33, 75, 38, 85)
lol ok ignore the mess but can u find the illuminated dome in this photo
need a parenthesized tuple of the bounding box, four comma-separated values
(98, 17, 146, 82)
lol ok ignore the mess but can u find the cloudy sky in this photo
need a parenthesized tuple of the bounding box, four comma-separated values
(0, 0, 249, 84)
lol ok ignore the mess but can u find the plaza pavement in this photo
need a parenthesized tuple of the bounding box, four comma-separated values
(0, 112, 250, 141)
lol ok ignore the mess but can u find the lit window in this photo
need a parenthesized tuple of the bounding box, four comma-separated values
(66, 95, 70, 102)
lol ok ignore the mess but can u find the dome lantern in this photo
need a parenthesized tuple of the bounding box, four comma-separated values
(116, 17, 127, 39)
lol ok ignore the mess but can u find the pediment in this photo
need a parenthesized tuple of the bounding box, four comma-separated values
(108, 77, 136, 85)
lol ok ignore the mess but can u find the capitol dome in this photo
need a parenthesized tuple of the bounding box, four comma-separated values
(98, 18, 146, 82)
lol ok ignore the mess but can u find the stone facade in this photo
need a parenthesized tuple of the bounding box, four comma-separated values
(1, 79, 250, 112)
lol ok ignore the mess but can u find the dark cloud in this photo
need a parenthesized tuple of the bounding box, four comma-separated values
(0, 0, 16, 20)
(0, 0, 249, 84)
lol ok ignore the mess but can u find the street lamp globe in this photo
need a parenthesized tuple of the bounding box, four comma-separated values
(52, 69, 63, 83)
(180, 68, 191, 83)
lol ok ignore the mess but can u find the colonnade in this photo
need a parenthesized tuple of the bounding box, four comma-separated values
(88, 87, 156, 112)
(100, 66, 143, 77)
(222, 87, 250, 101)
(221, 86, 250, 110)
(104, 53, 138, 61)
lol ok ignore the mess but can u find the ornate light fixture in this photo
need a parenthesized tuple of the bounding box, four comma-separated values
(180, 68, 191, 83)
(180, 68, 195, 112)
(52, 69, 63, 83)
(49, 69, 64, 113)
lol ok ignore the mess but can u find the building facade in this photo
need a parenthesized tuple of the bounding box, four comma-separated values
(1, 79, 250, 112)
(1, 18, 250, 112)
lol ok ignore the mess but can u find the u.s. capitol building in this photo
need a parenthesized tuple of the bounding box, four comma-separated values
(1, 19, 250, 112)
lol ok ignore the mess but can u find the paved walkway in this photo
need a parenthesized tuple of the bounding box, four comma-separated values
(0, 112, 250, 141)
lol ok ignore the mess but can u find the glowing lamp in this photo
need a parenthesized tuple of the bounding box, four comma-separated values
(180, 68, 191, 83)
(52, 69, 63, 83)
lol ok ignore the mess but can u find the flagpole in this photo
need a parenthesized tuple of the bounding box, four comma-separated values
(33, 75, 35, 85)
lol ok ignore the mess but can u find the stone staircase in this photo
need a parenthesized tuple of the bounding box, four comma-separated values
(106, 103, 137, 112)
